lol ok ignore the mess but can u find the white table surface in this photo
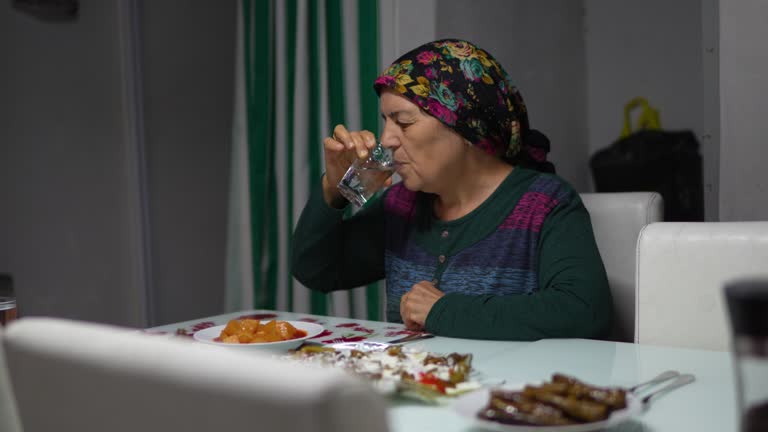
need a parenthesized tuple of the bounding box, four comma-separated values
(147, 310, 738, 432)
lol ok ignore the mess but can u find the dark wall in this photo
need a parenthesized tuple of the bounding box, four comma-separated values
(141, 2, 235, 326)
(0, 1, 235, 327)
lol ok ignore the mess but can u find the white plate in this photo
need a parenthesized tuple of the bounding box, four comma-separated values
(452, 386, 643, 432)
(193, 321, 325, 351)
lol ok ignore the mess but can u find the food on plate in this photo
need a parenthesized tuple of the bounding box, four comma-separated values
(550, 373, 626, 409)
(288, 344, 481, 399)
(216, 319, 307, 344)
(478, 373, 628, 426)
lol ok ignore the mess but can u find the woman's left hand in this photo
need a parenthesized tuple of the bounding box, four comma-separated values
(400, 281, 445, 330)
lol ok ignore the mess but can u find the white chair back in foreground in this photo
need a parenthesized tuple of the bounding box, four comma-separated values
(3, 317, 389, 432)
(635, 221, 768, 350)
(581, 192, 663, 342)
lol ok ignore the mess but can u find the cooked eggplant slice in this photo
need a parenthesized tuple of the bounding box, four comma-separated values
(479, 374, 630, 426)
(552, 373, 627, 409)
(479, 391, 575, 426)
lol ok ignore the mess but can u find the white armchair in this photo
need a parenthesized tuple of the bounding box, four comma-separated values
(3, 317, 389, 432)
(581, 192, 664, 342)
(635, 222, 768, 350)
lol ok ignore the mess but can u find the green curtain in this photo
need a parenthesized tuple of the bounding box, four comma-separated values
(226, 0, 382, 320)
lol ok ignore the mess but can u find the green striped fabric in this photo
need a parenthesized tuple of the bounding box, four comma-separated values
(358, 0, 381, 321)
(283, 0, 297, 313)
(324, 0, 353, 318)
(243, 0, 276, 310)
(226, 0, 383, 320)
(306, 0, 325, 315)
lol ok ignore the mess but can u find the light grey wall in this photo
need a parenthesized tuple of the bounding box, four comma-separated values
(0, 1, 235, 327)
(701, 0, 721, 221)
(140, 2, 234, 326)
(718, 0, 768, 221)
(436, 0, 589, 191)
(379, 0, 436, 67)
(584, 0, 704, 156)
(0, 2, 145, 326)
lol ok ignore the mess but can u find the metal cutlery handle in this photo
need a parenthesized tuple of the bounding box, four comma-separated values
(641, 373, 696, 407)
(628, 370, 680, 393)
(386, 333, 434, 344)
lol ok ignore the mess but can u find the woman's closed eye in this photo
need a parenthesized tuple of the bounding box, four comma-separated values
(393, 115, 416, 128)
(381, 111, 417, 128)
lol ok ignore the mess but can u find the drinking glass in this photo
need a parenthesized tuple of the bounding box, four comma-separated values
(0, 297, 16, 326)
(725, 279, 768, 432)
(337, 143, 396, 207)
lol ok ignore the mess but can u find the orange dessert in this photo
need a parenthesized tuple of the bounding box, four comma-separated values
(216, 319, 307, 344)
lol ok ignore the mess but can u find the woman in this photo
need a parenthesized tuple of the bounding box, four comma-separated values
(292, 39, 612, 340)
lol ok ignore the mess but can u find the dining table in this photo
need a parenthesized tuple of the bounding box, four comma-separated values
(146, 309, 739, 432)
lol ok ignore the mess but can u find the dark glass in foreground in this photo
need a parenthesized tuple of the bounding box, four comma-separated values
(725, 279, 768, 432)
(0, 297, 17, 326)
(744, 402, 768, 432)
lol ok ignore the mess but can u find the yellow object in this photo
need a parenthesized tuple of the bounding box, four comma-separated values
(620, 97, 661, 138)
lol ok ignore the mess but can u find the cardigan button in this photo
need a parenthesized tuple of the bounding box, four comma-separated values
(441, 230, 449, 238)
(438, 255, 446, 263)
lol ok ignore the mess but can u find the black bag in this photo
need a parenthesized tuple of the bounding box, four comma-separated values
(590, 99, 704, 222)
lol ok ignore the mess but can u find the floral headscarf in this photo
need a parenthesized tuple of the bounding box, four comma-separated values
(374, 39, 552, 171)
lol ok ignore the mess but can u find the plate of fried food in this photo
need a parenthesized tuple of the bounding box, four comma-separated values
(193, 318, 324, 351)
(286, 343, 483, 403)
(453, 373, 641, 432)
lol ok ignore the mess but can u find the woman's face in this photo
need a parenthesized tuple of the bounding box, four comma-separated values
(379, 89, 466, 193)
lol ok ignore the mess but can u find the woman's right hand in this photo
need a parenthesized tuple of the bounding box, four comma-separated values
(321, 124, 378, 207)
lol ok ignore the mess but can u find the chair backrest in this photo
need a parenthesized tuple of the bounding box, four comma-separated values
(3, 317, 389, 432)
(580, 192, 663, 342)
(636, 222, 768, 350)
(0, 326, 22, 432)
